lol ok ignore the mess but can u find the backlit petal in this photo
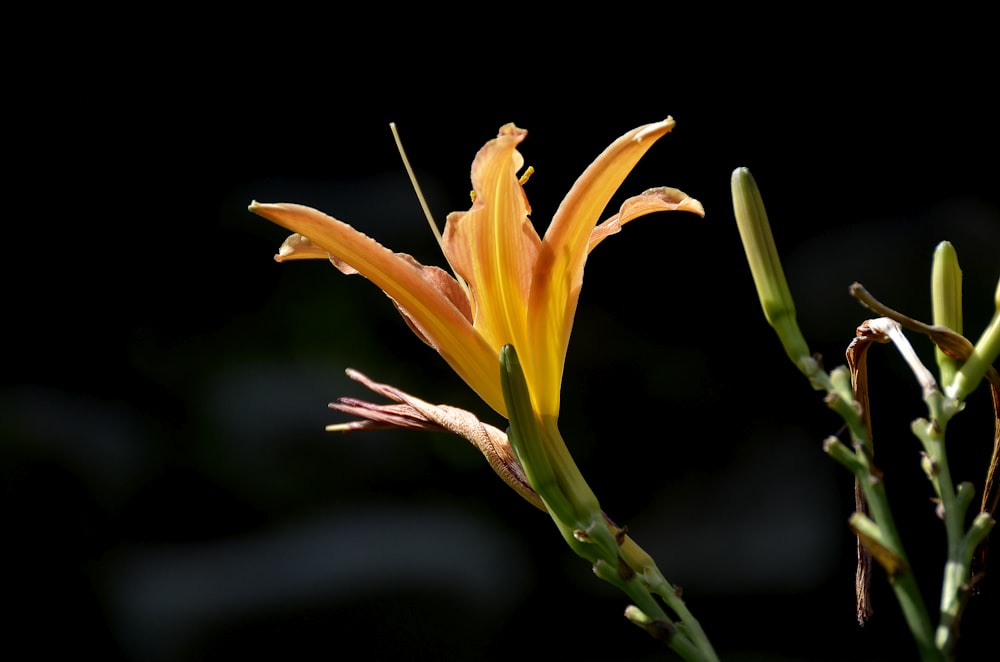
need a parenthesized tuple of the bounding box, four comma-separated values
(250, 201, 506, 415)
(443, 124, 540, 353)
(588, 187, 705, 252)
(527, 119, 677, 417)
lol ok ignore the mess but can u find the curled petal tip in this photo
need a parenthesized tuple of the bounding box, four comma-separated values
(274, 233, 329, 262)
(249, 199, 280, 216)
(662, 189, 705, 217)
(634, 117, 675, 143)
(677, 195, 705, 218)
(631, 187, 705, 218)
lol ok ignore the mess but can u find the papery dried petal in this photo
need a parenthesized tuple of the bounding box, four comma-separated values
(330, 370, 543, 511)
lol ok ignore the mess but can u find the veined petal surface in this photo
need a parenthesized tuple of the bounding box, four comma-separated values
(249, 201, 505, 414)
(525, 119, 679, 417)
(443, 124, 540, 355)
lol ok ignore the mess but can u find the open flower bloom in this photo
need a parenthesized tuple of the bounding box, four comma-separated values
(250, 118, 703, 421)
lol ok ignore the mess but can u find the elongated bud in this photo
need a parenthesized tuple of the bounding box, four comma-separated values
(948, 275, 1000, 401)
(731, 168, 812, 371)
(931, 241, 963, 388)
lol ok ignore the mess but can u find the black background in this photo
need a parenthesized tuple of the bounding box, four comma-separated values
(5, 12, 1000, 661)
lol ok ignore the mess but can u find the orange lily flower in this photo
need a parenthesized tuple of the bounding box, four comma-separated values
(250, 118, 703, 420)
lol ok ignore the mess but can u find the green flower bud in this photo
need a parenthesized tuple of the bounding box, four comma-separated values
(731, 168, 812, 371)
(931, 241, 963, 388)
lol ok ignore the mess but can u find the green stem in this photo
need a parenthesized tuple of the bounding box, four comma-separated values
(852, 474, 939, 661)
(913, 392, 988, 661)
(619, 537, 719, 661)
(499, 345, 719, 661)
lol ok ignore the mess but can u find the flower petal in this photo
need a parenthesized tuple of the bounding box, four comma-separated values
(330, 369, 543, 510)
(249, 201, 506, 415)
(443, 124, 541, 354)
(526, 119, 678, 417)
(275, 233, 333, 261)
(588, 187, 705, 252)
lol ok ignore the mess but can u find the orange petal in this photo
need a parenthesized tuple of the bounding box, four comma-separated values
(526, 119, 678, 417)
(442, 124, 540, 353)
(275, 233, 334, 262)
(249, 201, 506, 416)
(588, 187, 705, 252)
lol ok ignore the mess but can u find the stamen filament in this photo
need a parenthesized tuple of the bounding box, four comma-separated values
(389, 122, 470, 294)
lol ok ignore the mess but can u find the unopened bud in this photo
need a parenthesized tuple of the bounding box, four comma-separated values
(731, 168, 812, 369)
(931, 241, 963, 387)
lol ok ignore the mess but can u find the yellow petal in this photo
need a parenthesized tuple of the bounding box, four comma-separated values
(526, 119, 678, 417)
(249, 201, 506, 415)
(442, 124, 541, 353)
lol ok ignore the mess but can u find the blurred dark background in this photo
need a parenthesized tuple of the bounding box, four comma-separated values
(5, 13, 1000, 661)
